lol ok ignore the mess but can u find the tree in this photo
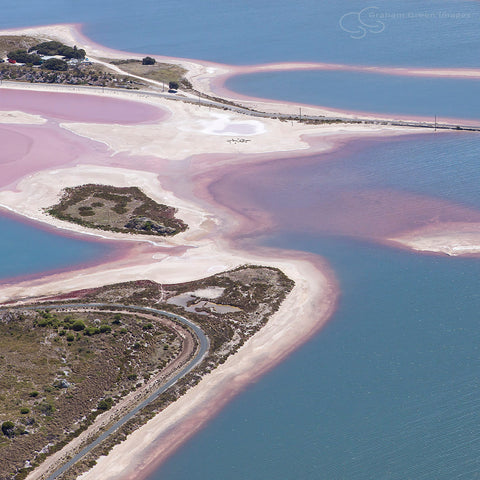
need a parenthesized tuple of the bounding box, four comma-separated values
(30, 41, 86, 59)
(30, 41, 64, 55)
(69, 45, 86, 59)
(42, 58, 68, 71)
(168, 81, 179, 91)
(142, 56, 156, 65)
(37, 400, 55, 416)
(7, 49, 42, 65)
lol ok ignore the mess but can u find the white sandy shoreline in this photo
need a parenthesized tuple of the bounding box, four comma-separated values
(0, 22, 478, 480)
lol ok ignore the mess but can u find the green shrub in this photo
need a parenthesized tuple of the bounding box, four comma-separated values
(99, 324, 111, 334)
(97, 397, 113, 411)
(37, 400, 55, 416)
(84, 326, 100, 336)
(71, 320, 85, 331)
(1, 421, 15, 437)
(20, 407, 30, 415)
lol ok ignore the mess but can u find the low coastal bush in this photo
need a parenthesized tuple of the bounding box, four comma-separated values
(71, 320, 86, 331)
(1, 421, 15, 437)
(97, 398, 114, 411)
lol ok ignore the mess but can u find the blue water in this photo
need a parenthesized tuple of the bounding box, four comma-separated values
(334, 133, 480, 207)
(145, 134, 480, 480)
(1, 1, 479, 67)
(151, 236, 480, 480)
(0, 214, 111, 281)
(227, 71, 480, 121)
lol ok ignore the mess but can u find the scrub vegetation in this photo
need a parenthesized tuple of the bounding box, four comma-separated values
(108, 58, 190, 88)
(46, 184, 187, 236)
(0, 309, 181, 480)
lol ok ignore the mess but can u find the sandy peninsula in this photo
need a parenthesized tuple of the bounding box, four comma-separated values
(389, 222, 480, 256)
(0, 23, 477, 480)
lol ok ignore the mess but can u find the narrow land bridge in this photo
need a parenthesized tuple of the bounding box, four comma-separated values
(2, 79, 479, 133)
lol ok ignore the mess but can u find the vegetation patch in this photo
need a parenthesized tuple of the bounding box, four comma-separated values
(46, 184, 187, 236)
(0, 309, 181, 480)
(28, 41, 86, 59)
(0, 36, 146, 89)
(0, 36, 39, 58)
(108, 58, 189, 87)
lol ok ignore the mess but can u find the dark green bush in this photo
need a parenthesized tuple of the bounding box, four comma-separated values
(42, 58, 68, 71)
(71, 320, 86, 331)
(142, 56, 156, 65)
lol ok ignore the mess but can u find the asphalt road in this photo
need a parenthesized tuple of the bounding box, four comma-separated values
(2, 79, 479, 132)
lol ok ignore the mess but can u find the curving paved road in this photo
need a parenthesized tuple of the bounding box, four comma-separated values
(7, 303, 209, 480)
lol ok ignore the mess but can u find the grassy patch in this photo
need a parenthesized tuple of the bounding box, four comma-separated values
(108, 59, 188, 87)
(0, 36, 39, 58)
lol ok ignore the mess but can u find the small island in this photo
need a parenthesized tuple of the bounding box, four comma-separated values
(46, 184, 187, 236)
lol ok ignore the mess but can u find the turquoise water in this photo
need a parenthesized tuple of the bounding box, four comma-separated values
(0, 214, 112, 282)
(151, 236, 480, 480)
(1, 1, 479, 67)
(226, 71, 480, 121)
